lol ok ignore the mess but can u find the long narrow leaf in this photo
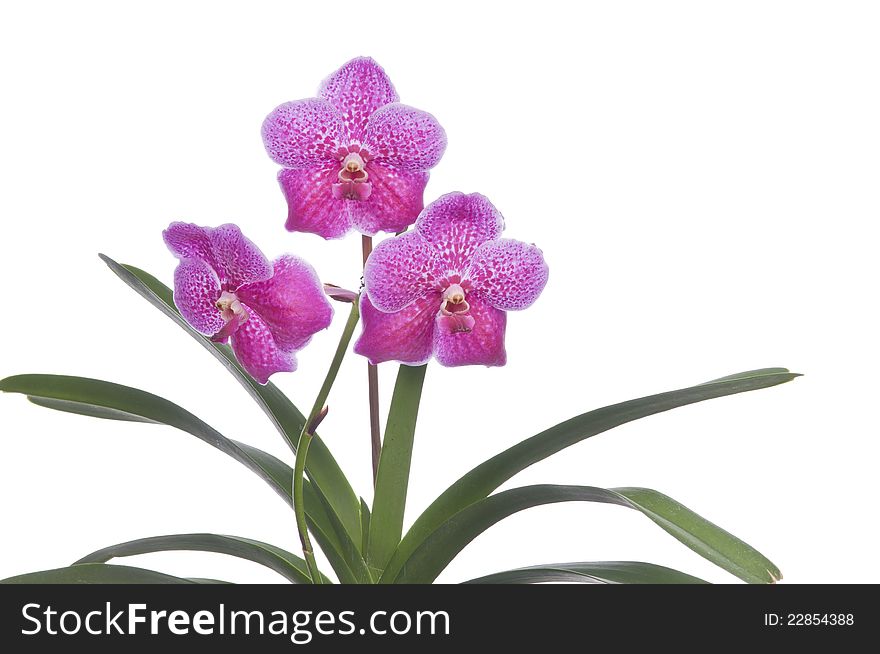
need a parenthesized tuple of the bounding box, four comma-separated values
(75, 533, 331, 584)
(392, 484, 781, 584)
(312, 488, 374, 584)
(1, 375, 293, 503)
(99, 255, 362, 548)
(383, 369, 798, 582)
(1, 564, 197, 584)
(0, 374, 346, 576)
(360, 498, 371, 556)
(368, 364, 427, 573)
(463, 561, 709, 584)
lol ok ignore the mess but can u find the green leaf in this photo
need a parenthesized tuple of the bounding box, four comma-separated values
(392, 484, 780, 584)
(0, 373, 346, 578)
(99, 255, 362, 549)
(368, 364, 427, 573)
(463, 561, 709, 584)
(1, 374, 293, 504)
(311, 486, 375, 584)
(1, 563, 197, 584)
(700, 367, 793, 384)
(382, 368, 798, 583)
(360, 498, 372, 556)
(28, 395, 158, 422)
(75, 533, 331, 584)
(304, 514, 358, 584)
(186, 578, 234, 584)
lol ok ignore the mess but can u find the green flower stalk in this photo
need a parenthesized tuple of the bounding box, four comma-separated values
(293, 299, 361, 583)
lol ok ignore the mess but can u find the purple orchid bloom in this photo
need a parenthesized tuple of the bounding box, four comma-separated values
(261, 57, 447, 239)
(353, 192, 549, 367)
(163, 222, 333, 384)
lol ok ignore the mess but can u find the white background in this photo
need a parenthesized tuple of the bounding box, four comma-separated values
(1, 1, 877, 584)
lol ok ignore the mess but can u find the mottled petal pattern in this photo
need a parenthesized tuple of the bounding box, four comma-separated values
(209, 224, 273, 288)
(354, 192, 548, 368)
(279, 166, 353, 239)
(264, 58, 446, 238)
(165, 220, 333, 383)
(363, 231, 439, 312)
(172, 258, 224, 335)
(363, 104, 447, 171)
(319, 57, 399, 141)
(230, 306, 297, 384)
(350, 163, 429, 236)
(417, 193, 505, 272)
(238, 255, 333, 351)
(163, 222, 215, 268)
(433, 296, 507, 367)
(353, 292, 439, 366)
(467, 239, 549, 311)
(262, 98, 345, 167)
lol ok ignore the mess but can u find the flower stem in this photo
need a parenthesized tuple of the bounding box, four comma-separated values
(293, 300, 360, 583)
(362, 235, 381, 485)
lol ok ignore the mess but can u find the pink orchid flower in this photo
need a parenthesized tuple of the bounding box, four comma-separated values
(261, 57, 447, 239)
(163, 222, 333, 383)
(354, 193, 549, 367)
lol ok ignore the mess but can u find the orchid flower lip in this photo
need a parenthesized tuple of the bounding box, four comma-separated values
(332, 145, 373, 201)
(215, 290, 249, 325)
(438, 280, 473, 333)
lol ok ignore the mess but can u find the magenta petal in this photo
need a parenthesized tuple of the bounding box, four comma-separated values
(262, 98, 345, 167)
(318, 57, 399, 142)
(278, 166, 353, 239)
(416, 192, 505, 272)
(363, 231, 439, 312)
(163, 222, 215, 268)
(208, 224, 273, 288)
(363, 103, 447, 171)
(172, 258, 225, 336)
(237, 255, 333, 352)
(353, 292, 438, 366)
(230, 306, 296, 384)
(467, 238, 549, 311)
(433, 296, 507, 367)
(350, 162, 428, 236)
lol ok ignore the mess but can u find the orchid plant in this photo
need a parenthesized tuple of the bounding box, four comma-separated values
(1, 58, 798, 585)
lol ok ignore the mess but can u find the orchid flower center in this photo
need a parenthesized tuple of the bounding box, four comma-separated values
(340, 152, 367, 180)
(438, 281, 475, 334)
(215, 290, 248, 324)
(332, 145, 373, 201)
(441, 283, 468, 312)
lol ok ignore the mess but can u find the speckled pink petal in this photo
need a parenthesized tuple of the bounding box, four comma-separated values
(172, 258, 225, 336)
(163, 222, 216, 268)
(433, 296, 507, 367)
(231, 305, 297, 384)
(237, 255, 333, 352)
(208, 224, 273, 289)
(363, 103, 447, 171)
(353, 292, 439, 366)
(350, 162, 429, 236)
(363, 230, 439, 312)
(318, 57, 399, 142)
(262, 98, 345, 167)
(279, 166, 353, 239)
(416, 192, 505, 273)
(466, 238, 549, 311)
